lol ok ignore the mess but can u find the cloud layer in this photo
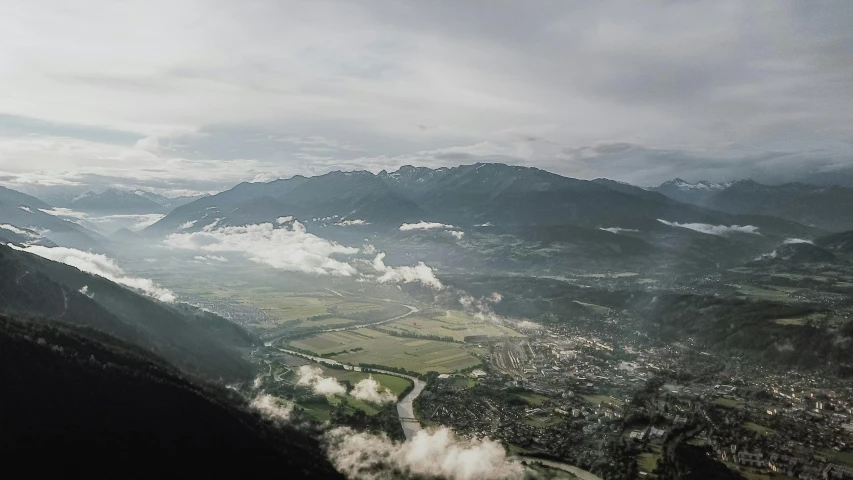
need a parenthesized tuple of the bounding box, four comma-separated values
(164, 221, 360, 276)
(350, 376, 397, 405)
(8, 244, 176, 302)
(325, 426, 523, 480)
(373, 253, 443, 290)
(296, 365, 347, 396)
(657, 219, 760, 236)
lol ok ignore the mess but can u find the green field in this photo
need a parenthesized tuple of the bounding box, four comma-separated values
(638, 445, 661, 474)
(379, 309, 524, 341)
(715, 397, 744, 408)
(583, 395, 624, 406)
(289, 328, 487, 373)
(517, 393, 550, 406)
(744, 422, 774, 435)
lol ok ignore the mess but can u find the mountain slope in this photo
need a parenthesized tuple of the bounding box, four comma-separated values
(0, 244, 255, 382)
(70, 188, 165, 214)
(0, 315, 343, 476)
(653, 179, 853, 231)
(0, 186, 107, 251)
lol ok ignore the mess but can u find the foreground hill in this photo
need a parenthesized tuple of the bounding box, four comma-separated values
(652, 178, 853, 231)
(0, 244, 254, 382)
(0, 315, 343, 476)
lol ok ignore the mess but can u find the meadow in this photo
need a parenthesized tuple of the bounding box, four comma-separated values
(378, 309, 524, 342)
(288, 327, 488, 374)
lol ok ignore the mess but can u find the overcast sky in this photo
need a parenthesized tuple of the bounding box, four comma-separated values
(1, 0, 852, 196)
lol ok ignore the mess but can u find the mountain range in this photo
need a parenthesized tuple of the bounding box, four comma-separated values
(652, 178, 853, 231)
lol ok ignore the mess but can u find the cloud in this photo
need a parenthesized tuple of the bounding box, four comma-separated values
(335, 219, 369, 226)
(296, 365, 347, 396)
(784, 238, 813, 245)
(177, 220, 196, 231)
(250, 394, 293, 422)
(350, 376, 397, 405)
(448, 230, 465, 240)
(657, 219, 760, 236)
(193, 254, 228, 263)
(400, 221, 455, 231)
(164, 221, 360, 276)
(362, 243, 377, 255)
(515, 320, 542, 331)
(372, 253, 443, 290)
(325, 426, 524, 480)
(0, 224, 40, 239)
(488, 292, 502, 303)
(276, 216, 293, 224)
(600, 227, 639, 234)
(8, 244, 176, 302)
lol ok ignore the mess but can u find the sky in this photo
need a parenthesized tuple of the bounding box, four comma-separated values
(1, 0, 852, 197)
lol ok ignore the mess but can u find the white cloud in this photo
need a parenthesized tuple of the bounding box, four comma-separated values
(400, 221, 455, 231)
(18, 206, 32, 213)
(350, 376, 397, 405)
(372, 253, 443, 290)
(8, 244, 176, 302)
(657, 219, 760, 236)
(488, 292, 502, 303)
(276, 216, 293, 225)
(296, 365, 347, 396)
(202, 217, 222, 232)
(784, 238, 813, 245)
(325, 426, 523, 480)
(362, 243, 377, 255)
(193, 254, 228, 263)
(599, 227, 639, 234)
(0, 224, 39, 239)
(335, 219, 369, 226)
(250, 394, 293, 421)
(164, 221, 359, 276)
(177, 220, 197, 231)
(515, 320, 542, 331)
(448, 230, 465, 240)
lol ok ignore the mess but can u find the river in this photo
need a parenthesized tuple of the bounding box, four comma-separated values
(267, 344, 426, 439)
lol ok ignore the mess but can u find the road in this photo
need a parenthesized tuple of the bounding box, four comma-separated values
(316, 304, 419, 333)
(516, 457, 603, 480)
(266, 344, 426, 440)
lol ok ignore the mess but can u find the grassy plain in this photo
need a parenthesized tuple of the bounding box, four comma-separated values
(379, 309, 524, 341)
(289, 328, 488, 374)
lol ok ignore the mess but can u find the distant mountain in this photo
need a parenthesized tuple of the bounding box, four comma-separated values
(650, 178, 729, 204)
(652, 179, 853, 231)
(70, 188, 165, 214)
(0, 315, 343, 476)
(133, 189, 209, 209)
(815, 230, 853, 254)
(0, 186, 107, 251)
(0, 244, 255, 382)
(752, 242, 839, 265)
(147, 164, 817, 242)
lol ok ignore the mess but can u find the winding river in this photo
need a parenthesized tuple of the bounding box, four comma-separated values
(266, 343, 426, 439)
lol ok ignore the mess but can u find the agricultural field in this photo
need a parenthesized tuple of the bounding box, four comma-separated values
(379, 309, 524, 342)
(288, 327, 488, 374)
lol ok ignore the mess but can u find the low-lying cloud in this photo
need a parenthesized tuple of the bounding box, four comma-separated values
(7, 244, 176, 302)
(400, 221, 455, 231)
(657, 219, 760, 236)
(325, 426, 524, 480)
(164, 221, 360, 276)
(296, 365, 347, 396)
(336, 219, 369, 226)
(350, 376, 397, 404)
(600, 227, 639, 234)
(784, 238, 813, 245)
(373, 253, 443, 290)
(250, 394, 293, 421)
